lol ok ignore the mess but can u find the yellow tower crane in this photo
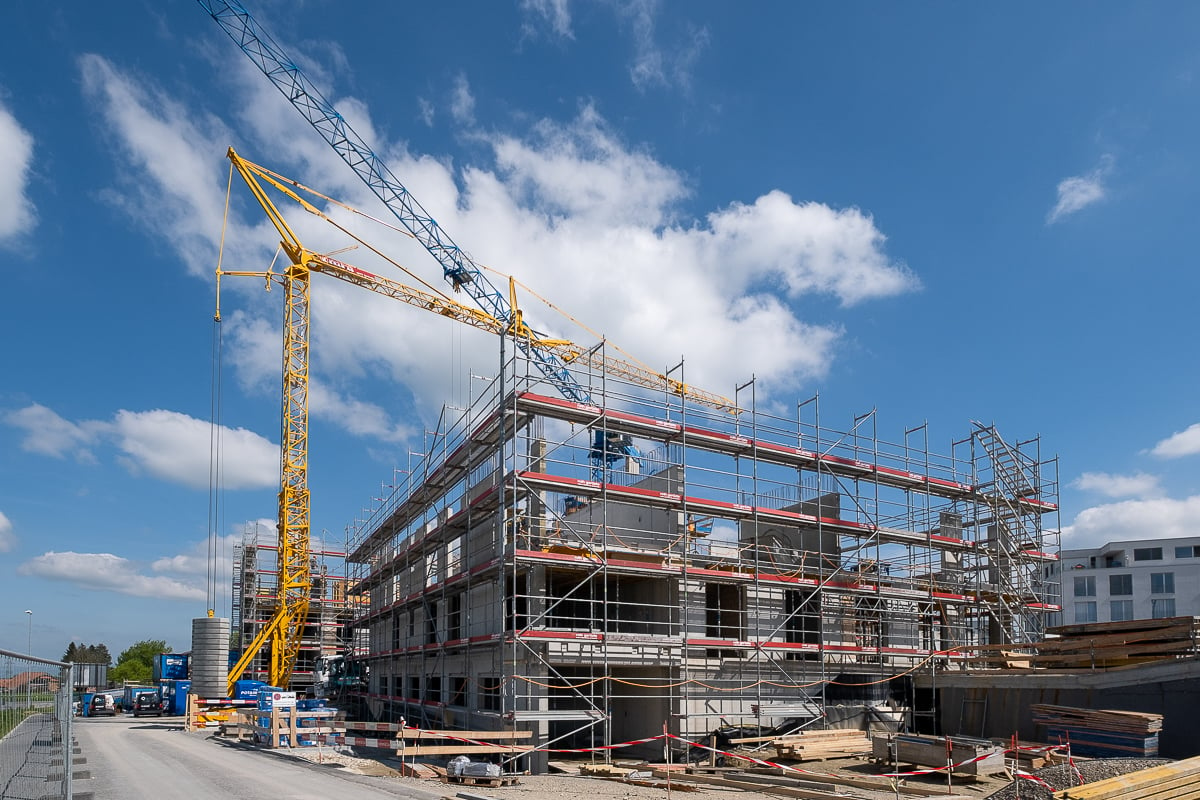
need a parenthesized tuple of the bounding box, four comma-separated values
(217, 148, 737, 695)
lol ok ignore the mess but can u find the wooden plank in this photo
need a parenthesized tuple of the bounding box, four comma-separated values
(653, 769, 975, 800)
(743, 767, 946, 796)
(396, 744, 534, 756)
(1031, 704, 1161, 735)
(773, 730, 870, 741)
(1036, 623, 1196, 651)
(1055, 756, 1200, 799)
(397, 729, 533, 740)
(1045, 616, 1199, 638)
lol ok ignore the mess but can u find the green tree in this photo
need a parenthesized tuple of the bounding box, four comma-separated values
(62, 642, 111, 664)
(109, 640, 169, 685)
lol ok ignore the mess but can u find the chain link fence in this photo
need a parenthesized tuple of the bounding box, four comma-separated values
(0, 649, 74, 800)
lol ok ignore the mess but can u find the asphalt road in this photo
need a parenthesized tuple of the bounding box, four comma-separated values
(73, 715, 443, 800)
(0, 712, 65, 800)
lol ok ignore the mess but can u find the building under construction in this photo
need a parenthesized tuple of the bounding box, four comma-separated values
(232, 526, 357, 695)
(343, 351, 1060, 766)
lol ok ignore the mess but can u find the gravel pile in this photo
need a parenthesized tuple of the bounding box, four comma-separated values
(984, 758, 1171, 800)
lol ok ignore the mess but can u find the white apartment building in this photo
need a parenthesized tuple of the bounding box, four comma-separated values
(1056, 536, 1200, 625)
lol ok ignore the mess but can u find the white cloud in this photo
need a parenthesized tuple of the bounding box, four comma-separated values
(0, 511, 15, 553)
(5, 404, 104, 461)
(0, 100, 36, 243)
(18, 551, 205, 602)
(222, 311, 413, 442)
(521, 0, 574, 40)
(1061, 495, 1200, 549)
(111, 409, 277, 490)
(1151, 422, 1200, 458)
(4, 403, 277, 491)
(491, 104, 687, 226)
(82, 52, 916, 424)
(701, 191, 917, 306)
(1071, 471, 1161, 498)
(450, 74, 475, 125)
(151, 532, 242, 577)
(1047, 154, 1113, 224)
(310, 382, 414, 442)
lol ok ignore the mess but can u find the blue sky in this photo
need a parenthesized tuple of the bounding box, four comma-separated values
(3, 1, 1200, 661)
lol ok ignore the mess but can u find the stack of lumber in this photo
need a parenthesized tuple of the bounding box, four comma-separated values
(1055, 754, 1200, 799)
(1031, 704, 1161, 758)
(768, 729, 872, 761)
(964, 617, 1200, 669)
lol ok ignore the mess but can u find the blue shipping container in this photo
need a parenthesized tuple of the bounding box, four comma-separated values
(235, 679, 266, 700)
(158, 679, 191, 715)
(153, 653, 189, 682)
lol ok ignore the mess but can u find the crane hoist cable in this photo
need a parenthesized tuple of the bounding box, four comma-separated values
(228, 150, 739, 412)
(215, 147, 741, 693)
(198, 0, 742, 418)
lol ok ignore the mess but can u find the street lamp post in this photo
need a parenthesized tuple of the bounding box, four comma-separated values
(24, 610, 32, 710)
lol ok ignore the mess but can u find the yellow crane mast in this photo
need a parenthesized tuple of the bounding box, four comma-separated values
(217, 148, 737, 695)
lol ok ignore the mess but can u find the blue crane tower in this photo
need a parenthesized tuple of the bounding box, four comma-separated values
(197, 0, 641, 476)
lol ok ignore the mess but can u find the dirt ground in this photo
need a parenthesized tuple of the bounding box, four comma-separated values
(286, 747, 1018, 800)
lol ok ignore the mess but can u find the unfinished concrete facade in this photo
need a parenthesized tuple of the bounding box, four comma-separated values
(232, 527, 356, 694)
(346, 352, 1060, 766)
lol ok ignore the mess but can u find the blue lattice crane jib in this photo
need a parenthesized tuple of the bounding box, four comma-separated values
(196, 0, 596, 410)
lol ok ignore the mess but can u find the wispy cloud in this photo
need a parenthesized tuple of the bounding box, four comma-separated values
(1151, 422, 1200, 458)
(78, 53, 235, 277)
(0, 99, 36, 243)
(1072, 471, 1161, 498)
(618, 0, 710, 92)
(1047, 154, 1114, 224)
(0, 511, 16, 553)
(520, 0, 574, 42)
(450, 74, 475, 125)
(5, 404, 105, 462)
(5, 403, 278, 490)
(417, 97, 435, 127)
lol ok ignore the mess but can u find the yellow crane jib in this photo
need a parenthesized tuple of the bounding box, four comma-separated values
(216, 150, 742, 695)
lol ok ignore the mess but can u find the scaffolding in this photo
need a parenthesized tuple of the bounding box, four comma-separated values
(232, 524, 359, 694)
(344, 347, 1060, 767)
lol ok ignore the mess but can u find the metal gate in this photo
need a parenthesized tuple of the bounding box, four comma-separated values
(0, 648, 74, 800)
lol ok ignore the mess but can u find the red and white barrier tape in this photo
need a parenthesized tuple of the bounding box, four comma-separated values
(332, 725, 1075, 788)
(325, 728, 666, 755)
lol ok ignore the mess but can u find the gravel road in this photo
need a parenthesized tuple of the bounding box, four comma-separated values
(72, 715, 446, 800)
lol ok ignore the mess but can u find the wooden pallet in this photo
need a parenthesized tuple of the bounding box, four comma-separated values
(440, 773, 521, 786)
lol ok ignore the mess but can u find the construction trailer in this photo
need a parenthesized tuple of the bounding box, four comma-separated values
(232, 526, 361, 696)
(344, 351, 1060, 769)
